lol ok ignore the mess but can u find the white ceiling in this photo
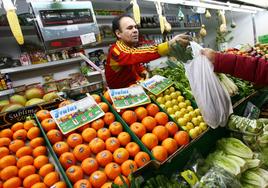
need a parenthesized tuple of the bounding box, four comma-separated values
(235, 0, 268, 8)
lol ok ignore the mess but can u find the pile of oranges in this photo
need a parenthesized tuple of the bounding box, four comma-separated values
(103, 91, 190, 163)
(37, 95, 151, 188)
(0, 118, 66, 188)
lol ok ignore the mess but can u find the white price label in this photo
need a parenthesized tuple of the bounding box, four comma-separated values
(80, 33, 96, 45)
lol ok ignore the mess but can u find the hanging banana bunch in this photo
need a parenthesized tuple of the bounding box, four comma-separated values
(2, 0, 24, 45)
(131, 0, 141, 25)
(205, 9, 211, 19)
(200, 24, 207, 37)
(219, 10, 227, 33)
(155, 0, 171, 34)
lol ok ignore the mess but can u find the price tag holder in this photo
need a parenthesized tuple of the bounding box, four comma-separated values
(80, 33, 96, 45)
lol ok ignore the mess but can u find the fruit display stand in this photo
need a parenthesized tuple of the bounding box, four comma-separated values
(0, 118, 67, 188)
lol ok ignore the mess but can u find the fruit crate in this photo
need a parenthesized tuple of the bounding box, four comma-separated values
(34, 95, 156, 187)
(0, 118, 68, 188)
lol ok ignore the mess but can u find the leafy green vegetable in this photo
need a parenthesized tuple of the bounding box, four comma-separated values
(241, 170, 268, 188)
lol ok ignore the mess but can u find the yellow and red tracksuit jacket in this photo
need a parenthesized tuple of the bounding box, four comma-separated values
(105, 40, 169, 89)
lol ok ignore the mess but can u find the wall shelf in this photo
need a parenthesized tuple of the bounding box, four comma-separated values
(139, 27, 201, 34)
(0, 89, 15, 97)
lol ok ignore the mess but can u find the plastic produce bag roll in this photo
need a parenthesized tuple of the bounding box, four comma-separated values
(184, 42, 233, 128)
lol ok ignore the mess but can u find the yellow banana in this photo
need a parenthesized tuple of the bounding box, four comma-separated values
(6, 10, 24, 45)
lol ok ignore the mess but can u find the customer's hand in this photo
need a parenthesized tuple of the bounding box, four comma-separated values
(201, 48, 216, 64)
(169, 34, 191, 48)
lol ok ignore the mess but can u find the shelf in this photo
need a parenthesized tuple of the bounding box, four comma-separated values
(0, 57, 84, 74)
(96, 15, 116, 19)
(139, 27, 201, 34)
(0, 26, 36, 37)
(0, 89, 15, 97)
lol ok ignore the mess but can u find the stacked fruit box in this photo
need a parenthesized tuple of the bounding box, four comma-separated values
(0, 118, 67, 188)
(36, 96, 153, 188)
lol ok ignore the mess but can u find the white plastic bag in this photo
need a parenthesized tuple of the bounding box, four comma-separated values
(184, 42, 233, 128)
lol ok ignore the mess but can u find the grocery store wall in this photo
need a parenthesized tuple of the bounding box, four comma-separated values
(255, 11, 268, 39)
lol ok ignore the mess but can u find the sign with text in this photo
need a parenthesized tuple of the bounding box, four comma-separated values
(141, 75, 173, 96)
(109, 86, 151, 110)
(50, 96, 104, 134)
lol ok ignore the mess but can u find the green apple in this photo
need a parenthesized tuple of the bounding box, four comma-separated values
(175, 91, 181, 96)
(185, 100, 191, 106)
(194, 126, 202, 134)
(180, 108, 187, 116)
(199, 122, 208, 131)
(175, 111, 183, 118)
(189, 111, 196, 118)
(173, 105, 179, 112)
(169, 87, 175, 92)
(164, 89, 170, 95)
(191, 117, 200, 126)
(171, 99, 178, 105)
(160, 104, 166, 109)
(177, 96, 184, 102)
(186, 122, 194, 130)
(167, 107, 175, 115)
(189, 128, 198, 139)
(183, 114, 191, 122)
(178, 117, 187, 126)
(156, 97, 165, 104)
(164, 95, 172, 102)
(170, 114, 176, 119)
(165, 101, 172, 108)
(187, 106, 194, 112)
(170, 92, 177, 99)
(197, 115, 204, 122)
(179, 102, 187, 109)
(194, 108, 201, 116)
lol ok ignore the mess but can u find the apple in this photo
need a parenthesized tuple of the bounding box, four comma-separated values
(169, 87, 175, 92)
(165, 101, 172, 108)
(167, 108, 175, 115)
(189, 128, 198, 139)
(156, 97, 165, 104)
(185, 100, 191, 106)
(177, 96, 184, 102)
(178, 118, 187, 126)
(164, 95, 172, 102)
(175, 91, 181, 96)
(173, 105, 179, 112)
(187, 106, 194, 112)
(171, 99, 178, 105)
(197, 115, 204, 122)
(199, 122, 208, 131)
(179, 102, 187, 109)
(170, 92, 177, 99)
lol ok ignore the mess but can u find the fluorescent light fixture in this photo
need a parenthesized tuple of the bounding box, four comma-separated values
(143, 0, 263, 13)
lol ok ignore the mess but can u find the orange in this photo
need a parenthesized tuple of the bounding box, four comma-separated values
(152, 126, 169, 142)
(31, 182, 47, 188)
(0, 155, 16, 169)
(26, 126, 40, 140)
(23, 174, 41, 188)
(16, 155, 34, 168)
(53, 141, 70, 156)
(11, 122, 24, 132)
(117, 132, 131, 146)
(73, 144, 91, 161)
(77, 123, 90, 132)
(130, 122, 146, 138)
(141, 116, 157, 131)
(9, 139, 25, 153)
(165, 122, 179, 136)
(36, 110, 51, 121)
(126, 142, 140, 157)
(58, 100, 72, 108)
(82, 128, 97, 143)
(99, 102, 109, 113)
(104, 162, 121, 180)
(91, 119, 105, 130)
(33, 146, 47, 157)
(30, 137, 45, 148)
(0, 128, 13, 139)
(109, 122, 123, 136)
(103, 90, 112, 104)
(91, 94, 101, 103)
(89, 138, 105, 154)
(146, 104, 159, 117)
(41, 118, 57, 132)
(74, 179, 92, 188)
(16, 146, 32, 158)
(154, 112, 169, 125)
(0, 147, 9, 158)
(81, 157, 99, 175)
(66, 133, 83, 148)
(34, 155, 49, 169)
(113, 148, 129, 164)
(3, 177, 21, 188)
(162, 138, 178, 155)
(23, 119, 36, 131)
(101, 182, 112, 188)
(134, 152, 150, 168)
(0, 166, 18, 180)
(47, 129, 63, 144)
(66, 165, 84, 183)
(39, 163, 55, 177)
(105, 137, 120, 152)
(96, 150, 113, 167)
(121, 160, 137, 177)
(0, 137, 11, 147)
(174, 131, 190, 146)
(52, 181, 67, 188)
(103, 112, 115, 125)
(151, 146, 168, 162)
(59, 152, 76, 170)
(122, 110, 137, 125)
(18, 165, 36, 179)
(12, 129, 27, 141)
(97, 128, 111, 141)
(44, 171, 60, 187)
(89, 170, 107, 188)
(114, 175, 129, 186)
(141, 133, 158, 150)
(134, 107, 148, 121)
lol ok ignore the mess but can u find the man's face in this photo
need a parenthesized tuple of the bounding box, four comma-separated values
(116, 17, 139, 46)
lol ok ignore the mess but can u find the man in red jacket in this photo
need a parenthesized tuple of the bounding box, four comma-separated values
(105, 15, 190, 89)
(202, 48, 268, 85)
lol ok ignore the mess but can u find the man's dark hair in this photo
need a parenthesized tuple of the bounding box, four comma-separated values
(112, 14, 133, 36)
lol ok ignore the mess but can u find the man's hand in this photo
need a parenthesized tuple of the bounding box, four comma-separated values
(169, 34, 191, 48)
(201, 48, 216, 64)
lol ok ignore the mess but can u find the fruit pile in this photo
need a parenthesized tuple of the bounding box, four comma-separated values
(37, 95, 151, 188)
(103, 90, 191, 163)
(0, 118, 66, 188)
(154, 86, 208, 139)
(0, 87, 59, 113)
